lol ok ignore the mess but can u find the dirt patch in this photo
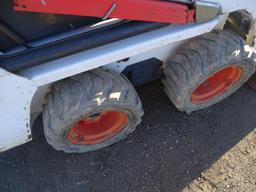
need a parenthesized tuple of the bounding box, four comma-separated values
(183, 129, 256, 192)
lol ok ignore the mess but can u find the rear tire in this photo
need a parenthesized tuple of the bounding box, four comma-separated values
(43, 68, 143, 153)
(162, 30, 255, 113)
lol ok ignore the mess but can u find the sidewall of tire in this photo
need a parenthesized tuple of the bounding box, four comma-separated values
(43, 69, 143, 153)
(184, 60, 254, 113)
(162, 30, 256, 113)
(44, 105, 139, 153)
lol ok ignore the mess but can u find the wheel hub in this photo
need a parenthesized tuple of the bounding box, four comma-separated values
(191, 66, 243, 104)
(67, 111, 128, 145)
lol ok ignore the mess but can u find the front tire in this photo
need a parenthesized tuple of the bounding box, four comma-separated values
(43, 68, 143, 153)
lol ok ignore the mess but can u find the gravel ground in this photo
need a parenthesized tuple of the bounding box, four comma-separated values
(0, 81, 256, 192)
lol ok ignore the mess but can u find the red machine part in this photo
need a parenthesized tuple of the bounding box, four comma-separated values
(67, 111, 128, 145)
(191, 66, 243, 104)
(14, 0, 195, 24)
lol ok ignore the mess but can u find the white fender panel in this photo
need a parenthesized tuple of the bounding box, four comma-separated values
(0, 68, 37, 152)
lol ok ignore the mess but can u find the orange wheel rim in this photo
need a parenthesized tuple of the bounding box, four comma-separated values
(67, 111, 128, 145)
(191, 66, 243, 104)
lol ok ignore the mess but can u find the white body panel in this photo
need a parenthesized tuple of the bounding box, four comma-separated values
(0, 68, 37, 152)
(20, 18, 219, 87)
(0, 0, 256, 152)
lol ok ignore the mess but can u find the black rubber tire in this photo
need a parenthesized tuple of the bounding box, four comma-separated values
(43, 68, 144, 153)
(162, 30, 256, 113)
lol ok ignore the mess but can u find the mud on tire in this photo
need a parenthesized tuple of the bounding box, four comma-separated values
(43, 68, 144, 153)
(162, 30, 256, 113)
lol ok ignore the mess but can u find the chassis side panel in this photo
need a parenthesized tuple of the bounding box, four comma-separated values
(20, 18, 219, 87)
(0, 68, 37, 152)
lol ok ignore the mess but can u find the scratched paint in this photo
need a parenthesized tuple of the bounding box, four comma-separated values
(0, 68, 37, 152)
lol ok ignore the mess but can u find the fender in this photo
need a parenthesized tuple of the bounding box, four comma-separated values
(0, 68, 37, 152)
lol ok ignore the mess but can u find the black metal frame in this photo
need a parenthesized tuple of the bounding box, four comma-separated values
(0, 21, 166, 72)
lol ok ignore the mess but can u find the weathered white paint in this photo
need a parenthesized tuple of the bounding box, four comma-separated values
(0, 69, 37, 152)
(104, 41, 184, 73)
(20, 18, 219, 86)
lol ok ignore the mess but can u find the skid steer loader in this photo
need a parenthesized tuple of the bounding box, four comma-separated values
(0, 0, 255, 153)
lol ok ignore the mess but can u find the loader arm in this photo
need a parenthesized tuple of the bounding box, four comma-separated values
(14, 0, 196, 24)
